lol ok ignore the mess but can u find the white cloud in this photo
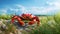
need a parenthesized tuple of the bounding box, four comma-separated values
(47, 0, 60, 9)
(7, 4, 59, 15)
(8, 5, 29, 14)
(27, 6, 56, 15)
(0, 9, 7, 14)
(1, 0, 60, 15)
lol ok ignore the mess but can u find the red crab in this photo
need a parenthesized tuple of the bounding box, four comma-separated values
(11, 13, 40, 26)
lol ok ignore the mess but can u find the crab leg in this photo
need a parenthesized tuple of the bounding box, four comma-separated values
(28, 16, 40, 26)
(11, 16, 25, 26)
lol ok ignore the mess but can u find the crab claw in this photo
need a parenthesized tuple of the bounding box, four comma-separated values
(19, 21, 25, 26)
(28, 21, 35, 25)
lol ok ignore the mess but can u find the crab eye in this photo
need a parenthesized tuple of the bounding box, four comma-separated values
(33, 19, 36, 21)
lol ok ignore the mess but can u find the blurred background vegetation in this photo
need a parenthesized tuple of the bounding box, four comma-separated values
(0, 12, 60, 34)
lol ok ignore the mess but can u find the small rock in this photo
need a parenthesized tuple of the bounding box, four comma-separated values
(10, 32, 13, 34)
(16, 29, 22, 34)
(0, 30, 2, 33)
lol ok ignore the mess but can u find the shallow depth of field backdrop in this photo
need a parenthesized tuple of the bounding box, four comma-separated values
(0, 0, 60, 34)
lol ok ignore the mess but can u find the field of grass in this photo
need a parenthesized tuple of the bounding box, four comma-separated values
(29, 13, 60, 34)
(0, 13, 60, 34)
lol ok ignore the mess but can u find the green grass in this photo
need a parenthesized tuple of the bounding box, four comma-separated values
(29, 13, 60, 34)
(0, 13, 60, 34)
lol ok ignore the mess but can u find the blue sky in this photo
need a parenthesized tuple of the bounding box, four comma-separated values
(0, 0, 60, 15)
